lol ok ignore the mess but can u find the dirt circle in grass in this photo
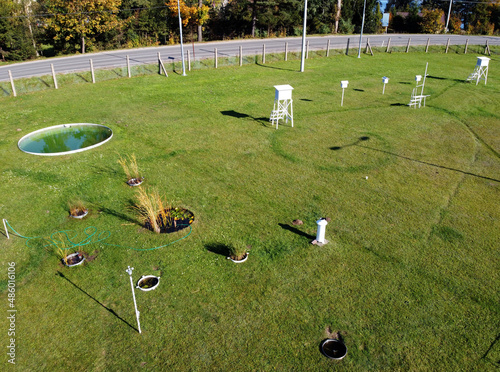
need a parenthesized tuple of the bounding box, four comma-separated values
(145, 207, 195, 233)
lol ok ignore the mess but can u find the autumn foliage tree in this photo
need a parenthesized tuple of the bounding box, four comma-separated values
(420, 8, 445, 33)
(166, 0, 210, 42)
(43, 0, 129, 54)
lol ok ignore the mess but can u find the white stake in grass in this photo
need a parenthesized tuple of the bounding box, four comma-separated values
(340, 80, 348, 106)
(382, 76, 389, 94)
(126, 266, 142, 334)
(3, 219, 9, 239)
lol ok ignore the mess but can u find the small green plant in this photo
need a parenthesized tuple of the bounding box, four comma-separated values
(48, 233, 71, 265)
(118, 154, 142, 183)
(228, 240, 248, 261)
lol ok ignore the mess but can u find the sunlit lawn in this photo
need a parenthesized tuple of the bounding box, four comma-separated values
(0, 51, 499, 370)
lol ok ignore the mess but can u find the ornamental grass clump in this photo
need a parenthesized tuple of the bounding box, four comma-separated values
(68, 198, 88, 218)
(134, 187, 171, 234)
(118, 153, 143, 185)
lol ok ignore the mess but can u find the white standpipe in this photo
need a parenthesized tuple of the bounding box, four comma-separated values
(126, 266, 141, 334)
(316, 218, 328, 244)
(3, 219, 9, 239)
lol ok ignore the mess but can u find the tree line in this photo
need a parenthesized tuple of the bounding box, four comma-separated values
(1, 0, 499, 61)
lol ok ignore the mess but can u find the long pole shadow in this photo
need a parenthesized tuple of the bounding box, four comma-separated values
(330, 136, 500, 183)
(481, 332, 500, 366)
(56, 271, 138, 333)
(278, 223, 315, 240)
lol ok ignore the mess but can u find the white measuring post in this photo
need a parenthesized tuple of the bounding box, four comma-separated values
(2, 219, 9, 239)
(315, 218, 328, 245)
(340, 80, 348, 106)
(409, 63, 430, 108)
(467, 57, 490, 85)
(126, 266, 141, 334)
(382, 76, 389, 94)
(269, 85, 294, 129)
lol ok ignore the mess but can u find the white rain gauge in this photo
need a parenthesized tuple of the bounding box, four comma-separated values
(340, 80, 348, 106)
(382, 77, 389, 94)
(269, 84, 294, 129)
(315, 218, 328, 245)
(408, 63, 429, 109)
(467, 57, 490, 85)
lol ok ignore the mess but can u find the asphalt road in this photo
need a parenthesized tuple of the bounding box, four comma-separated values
(0, 34, 498, 82)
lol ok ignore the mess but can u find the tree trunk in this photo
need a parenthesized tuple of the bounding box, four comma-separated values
(24, 2, 39, 56)
(335, 0, 342, 34)
(251, 0, 257, 37)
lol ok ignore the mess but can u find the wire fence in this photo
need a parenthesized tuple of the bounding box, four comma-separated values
(1, 37, 497, 98)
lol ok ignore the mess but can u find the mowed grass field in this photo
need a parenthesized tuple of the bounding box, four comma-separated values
(0, 51, 499, 371)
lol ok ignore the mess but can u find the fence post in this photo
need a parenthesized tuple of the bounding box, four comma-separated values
(127, 55, 131, 78)
(386, 37, 391, 53)
(8, 70, 16, 97)
(346, 38, 350, 55)
(406, 38, 411, 53)
(326, 39, 330, 57)
(306, 40, 309, 59)
(239, 45, 242, 66)
(214, 48, 218, 68)
(187, 50, 191, 71)
(158, 52, 168, 77)
(485, 40, 491, 56)
(464, 39, 469, 54)
(445, 38, 450, 53)
(262, 44, 265, 64)
(51, 64, 58, 89)
(90, 59, 95, 83)
(285, 42, 288, 61)
(425, 38, 430, 53)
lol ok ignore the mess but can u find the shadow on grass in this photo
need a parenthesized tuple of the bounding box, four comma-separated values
(98, 205, 138, 224)
(330, 136, 500, 183)
(205, 242, 230, 257)
(481, 332, 500, 367)
(56, 271, 139, 333)
(255, 62, 297, 72)
(427, 75, 464, 83)
(278, 223, 315, 240)
(38, 78, 51, 88)
(220, 110, 269, 127)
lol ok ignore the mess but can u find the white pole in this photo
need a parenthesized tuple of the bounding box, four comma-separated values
(3, 219, 9, 239)
(127, 55, 131, 78)
(341, 88, 345, 106)
(445, 0, 453, 33)
(357, 0, 367, 58)
(90, 59, 95, 83)
(300, 0, 308, 72)
(51, 64, 58, 89)
(177, 0, 187, 76)
(421, 62, 428, 97)
(8, 70, 16, 97)
(126, 266, 141, 334)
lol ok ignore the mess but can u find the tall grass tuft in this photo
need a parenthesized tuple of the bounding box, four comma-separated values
(133, 187, 171, 233)
(118, 154, 141, 181)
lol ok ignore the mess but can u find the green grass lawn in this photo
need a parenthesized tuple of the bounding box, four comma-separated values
(0, 52, 499, 371)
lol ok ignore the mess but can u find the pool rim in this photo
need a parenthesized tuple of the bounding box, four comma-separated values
(18, 123, 113, 156)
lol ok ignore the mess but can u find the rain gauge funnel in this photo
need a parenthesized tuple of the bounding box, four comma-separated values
(314, 218, 328, 245)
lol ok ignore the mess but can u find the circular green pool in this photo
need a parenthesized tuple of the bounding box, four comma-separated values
(18, 123, 113, 156)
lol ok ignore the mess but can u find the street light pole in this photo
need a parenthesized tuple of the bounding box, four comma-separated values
(357, 0, 367, 58)
(177, 0, 187, 76)
(126, 266, 142, 334)
(300, 0, 308, 72)
(445, 0, 453, 33)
